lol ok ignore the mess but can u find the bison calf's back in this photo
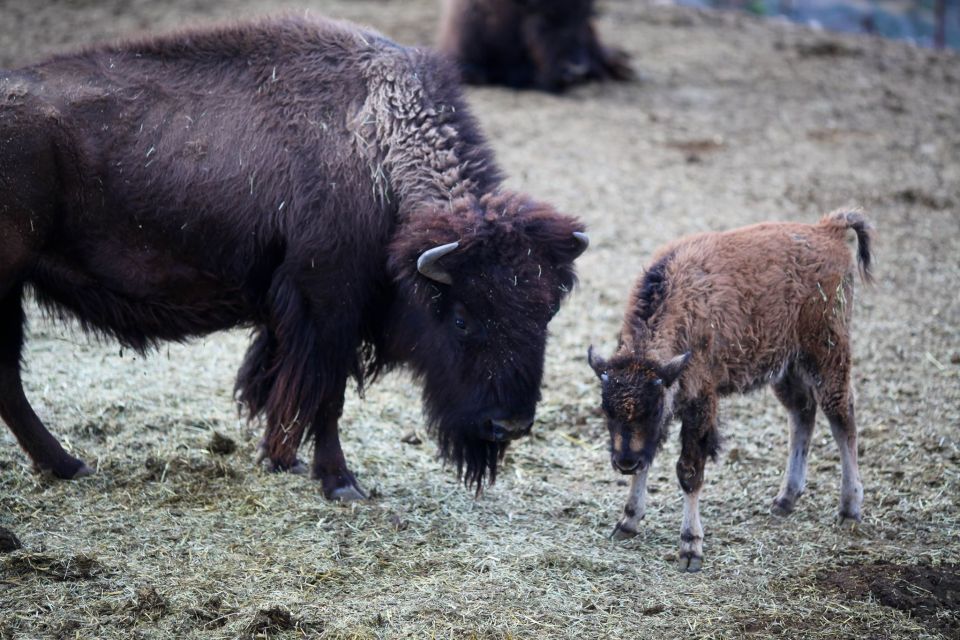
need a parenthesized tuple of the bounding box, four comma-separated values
(589, 209, 873, 571)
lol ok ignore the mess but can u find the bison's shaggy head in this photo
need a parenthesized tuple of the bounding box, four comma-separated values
(587, 347, 690, 475)
(387, 191, 587, 492)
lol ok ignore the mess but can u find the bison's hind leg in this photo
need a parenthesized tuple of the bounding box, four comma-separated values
(770, 363, 817, 517)
(236, 329, 309, 475)
(0, 287, 93, 479)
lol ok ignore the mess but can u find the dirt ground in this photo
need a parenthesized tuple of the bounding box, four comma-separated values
(1, 0, 959, 638)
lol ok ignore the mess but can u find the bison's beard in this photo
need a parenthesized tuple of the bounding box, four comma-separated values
(436, 427, 509, 495)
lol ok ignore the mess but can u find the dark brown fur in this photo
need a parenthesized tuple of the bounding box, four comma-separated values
(589, 210, 873, 570)
(0, 14, 587, 499)
(437, 0, 634, 92)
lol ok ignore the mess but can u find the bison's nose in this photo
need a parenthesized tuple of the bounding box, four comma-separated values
(488, 418, 534, 442)
(612, 452, 646, 475)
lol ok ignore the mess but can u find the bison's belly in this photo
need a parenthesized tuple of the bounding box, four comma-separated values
(28, 242, 254, 350)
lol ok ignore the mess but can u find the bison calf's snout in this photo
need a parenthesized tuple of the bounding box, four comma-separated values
(486, 418, 534, 442)
(612, 452, 647, 475)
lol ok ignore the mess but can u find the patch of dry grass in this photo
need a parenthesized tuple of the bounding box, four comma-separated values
(2, 1, 959, 638)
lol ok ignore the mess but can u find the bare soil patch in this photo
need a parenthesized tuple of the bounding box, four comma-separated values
(818, 562, 960, 637)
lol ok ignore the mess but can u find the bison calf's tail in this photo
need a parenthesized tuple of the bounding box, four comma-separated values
(820, 208, 875, 284)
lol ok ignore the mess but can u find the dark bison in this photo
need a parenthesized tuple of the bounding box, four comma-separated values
(437, 0, 634, 92)
(0, 14, 588, 500)
(588, 211, 872, 571)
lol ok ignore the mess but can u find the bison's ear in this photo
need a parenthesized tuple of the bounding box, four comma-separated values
(522, 212, 589, 265)
(387, 206, 468, 288)
(658, 352, 691, 388)
(587, 345, 609, 383)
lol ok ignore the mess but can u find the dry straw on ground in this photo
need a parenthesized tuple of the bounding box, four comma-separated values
(1, 1, 958, 638)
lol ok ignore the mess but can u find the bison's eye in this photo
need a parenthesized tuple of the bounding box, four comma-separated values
(452, 302, 471, 336)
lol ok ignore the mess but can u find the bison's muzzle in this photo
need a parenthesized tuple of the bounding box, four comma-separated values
(484, 417, 535, 443)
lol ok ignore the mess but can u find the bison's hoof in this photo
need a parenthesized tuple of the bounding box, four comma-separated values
(71, 463, 96, 479)
(286, 460, 309, 475)
(677, 552, 703, 573)
(835, 510, 862, 528)
(611, 522, 640, 541)
(770, 497, 795, 518)
(265, 459, 308, 475)
(40, 456, 94, 480)
(255, 447, 308, 475)
(327, 484, 368, 502)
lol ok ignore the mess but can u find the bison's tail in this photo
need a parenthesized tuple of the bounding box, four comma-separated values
(820, 208, 874, 284)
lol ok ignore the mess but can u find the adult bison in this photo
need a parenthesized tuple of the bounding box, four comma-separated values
(0, 15, 588, 500)
(437, 0, 634, 92)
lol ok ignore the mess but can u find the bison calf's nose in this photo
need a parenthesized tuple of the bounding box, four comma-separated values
(487, 418, 534, 442)
(613, 453, 646, 475)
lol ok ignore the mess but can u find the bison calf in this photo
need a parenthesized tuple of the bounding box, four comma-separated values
(437, 0, 634, 92)
(588, 210, 873, 572)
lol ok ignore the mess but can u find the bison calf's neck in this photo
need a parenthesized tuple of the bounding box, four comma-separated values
(0, 15, 587, 499)
(590, 210, 873, 571)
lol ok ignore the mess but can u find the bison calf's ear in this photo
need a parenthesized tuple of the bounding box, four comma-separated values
(587, 345, 608, 381)
(658, 352, 691, 387)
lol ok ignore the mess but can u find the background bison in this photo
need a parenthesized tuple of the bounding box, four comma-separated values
(438, 0, 634, 91)
(1, 1, 957, 638)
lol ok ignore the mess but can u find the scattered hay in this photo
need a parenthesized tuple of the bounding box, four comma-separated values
(244, 606, 298, 637)
(128, 585, 170, 621)
(0, 1, 958, 638)
(2, 552, 102, 581)
(142, 454, 241, 482)
(186, 595, 233, 630)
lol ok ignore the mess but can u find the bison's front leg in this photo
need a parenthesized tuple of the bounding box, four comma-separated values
(310, 384, 367, 502)
(242, 269, 367, 501)
(612, 465, 649, 540)
(675, 397, 718, 573)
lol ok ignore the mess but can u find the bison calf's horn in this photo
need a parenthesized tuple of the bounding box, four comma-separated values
(416, 241, 460, 285)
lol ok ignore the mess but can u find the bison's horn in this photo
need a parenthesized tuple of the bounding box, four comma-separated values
(572, 232, 589, 257)
(417, 241, 459, 285)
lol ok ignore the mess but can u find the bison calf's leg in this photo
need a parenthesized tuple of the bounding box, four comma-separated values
(0, 291, 93, 479)
(770, 368, 817, 516)
(612, 465, 650, 540)
(675, 398, 716, 572)
(825, 399, 863, 525)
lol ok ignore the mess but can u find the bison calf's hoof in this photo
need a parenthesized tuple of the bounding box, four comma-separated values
(611, 522, 640, 541)
(770, 496, 796, 518)
(677, 551, 703, 573)
(835, 510, 862, 529)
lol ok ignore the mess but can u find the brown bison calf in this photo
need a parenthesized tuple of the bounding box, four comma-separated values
(588, 210, 873, 572)
(437, 0, 634, 92)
